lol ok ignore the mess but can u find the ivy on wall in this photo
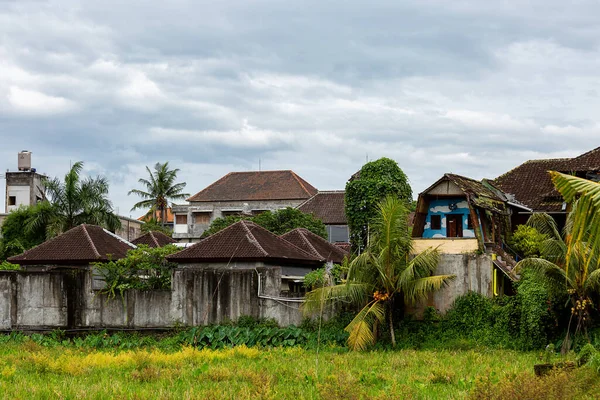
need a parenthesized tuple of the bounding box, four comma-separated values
(345, 158, 412, 252)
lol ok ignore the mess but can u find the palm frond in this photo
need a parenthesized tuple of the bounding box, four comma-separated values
(302, 283, 369, 316)
(514, 257, 570, 293)
(402, 274, 455, 304)
(584, 269, 600, 295)
(345, 300, 385, 351)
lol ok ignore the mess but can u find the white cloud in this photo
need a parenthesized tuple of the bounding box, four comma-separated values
(7, 86, 76, 115)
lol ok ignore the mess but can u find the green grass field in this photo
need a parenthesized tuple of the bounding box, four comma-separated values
(1, 341, 599, 399)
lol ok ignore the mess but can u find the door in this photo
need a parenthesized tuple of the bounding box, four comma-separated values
(447, 215, 463, 238)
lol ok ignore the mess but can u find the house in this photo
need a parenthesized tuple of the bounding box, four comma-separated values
(297, 191, 349, 243)
(494, 146, 600, 228)
(410, 173, 525, 310)
(115, 215, 144, 242)
(280, 228, 348, 264)
(172, 170, 318, 242)
(8, 224, 135, 267)
(131, 231, 176, 248)
(4, 151, 46, 213)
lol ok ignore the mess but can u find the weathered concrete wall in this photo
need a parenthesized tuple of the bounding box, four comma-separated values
(427, 253, 493, 314)
(0, 264, 304, 330)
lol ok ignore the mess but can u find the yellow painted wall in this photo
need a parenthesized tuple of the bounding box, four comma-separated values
(411, 238, 479, 254)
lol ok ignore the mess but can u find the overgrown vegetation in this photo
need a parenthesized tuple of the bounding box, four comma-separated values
(0, 204, 47, 260)
(345, 157, 412, 252)
(0, 261, 22, 271)
(93, 244, 180, 298)
(509, 224, 547, 258)
(303, 263, 346, 290)
(140, 218, 173, 236)
(202, 207, 327, 238)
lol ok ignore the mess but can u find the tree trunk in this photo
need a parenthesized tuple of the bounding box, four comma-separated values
(161, 207, 166, 228)
(389, 306, 396, 348)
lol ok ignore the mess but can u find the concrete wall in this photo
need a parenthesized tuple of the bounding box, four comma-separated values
(5, 171, 45, 213)
(409, 253, 493, 315)
(0, 264, 304, 330)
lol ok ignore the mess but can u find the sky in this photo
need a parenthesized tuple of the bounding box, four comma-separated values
(1, 0, 599, 216)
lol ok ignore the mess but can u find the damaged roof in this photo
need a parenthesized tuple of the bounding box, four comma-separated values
(8, 224, 135, 265)
(280, 228, 348, 264)
(297, 191, 347, 225)
(131, 231, 176, 248)
(167, 220, 323, 265)
(187, 170, 318, 202)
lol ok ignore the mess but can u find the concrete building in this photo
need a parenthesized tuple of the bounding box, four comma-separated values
(4, 151, 46, 213)
(172, 170, 318, 242)
(297, 191, 349, 243)
(115, 215, 144, 242)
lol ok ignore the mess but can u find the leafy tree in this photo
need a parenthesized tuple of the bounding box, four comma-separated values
(514, 208, 600, 350)
(345, 157, 412, 252)
(129, 162, 189, 226)
(27, 162, 120, 238)
(0, 205, 47, 259)
(304, 195, 454, 350)
(202, 208, 327, 238)
(141, 218, 173, 236)
(509, 224, 548, 258)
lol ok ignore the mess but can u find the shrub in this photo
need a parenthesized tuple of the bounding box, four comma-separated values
(0, 261, 22, 271)
(509, 225, 547, 258)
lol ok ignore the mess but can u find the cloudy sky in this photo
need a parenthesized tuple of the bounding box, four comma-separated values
(1, 0, 599, 216)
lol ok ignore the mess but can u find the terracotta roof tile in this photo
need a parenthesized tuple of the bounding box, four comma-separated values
(297, 191, 347, 225)
(494, 158, 572, 212)
(280, 228, 348, 264)
(566, 146, 600, 171)
(8, 224, 135, 265)
(131, 231, 176, 248)
(167, 220, 323, 265)
(187, 170, 318, 202)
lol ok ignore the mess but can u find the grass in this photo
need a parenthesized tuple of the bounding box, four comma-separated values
(0, 341, 598, 399)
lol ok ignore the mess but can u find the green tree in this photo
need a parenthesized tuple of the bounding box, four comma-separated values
(345, 158, 412, 253)
(304, 196, 454, 350)
(0, 205, 47, 259)
(129, 162, 189, 226)
(27, 162, 121, 237)
(509, 224, 548, 258)
(514, 207, 600, 350)
(202, 208, 327, 238)
(140, 218, 173, 236)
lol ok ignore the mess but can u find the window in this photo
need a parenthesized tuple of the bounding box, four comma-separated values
(467, 215, 474, 230)
(431, 215, 441, 230)
(175, 214, 188, 224)
(194, 212, 211, 224)
(8, 196, 16, 206)
(328, 225, 349, 243)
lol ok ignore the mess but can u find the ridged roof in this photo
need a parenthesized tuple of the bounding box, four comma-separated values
(280, 228, 348, 264)
(297, 191, 347, 225)
(167, 220, 323, 265)
(187, 170, 318, 202)
(9, 224, 135, 265)
(131, 231, 176, 248)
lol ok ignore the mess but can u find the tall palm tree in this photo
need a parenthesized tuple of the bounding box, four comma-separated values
(28, 161, 121, 237)
(514, 209, 600, 349)
(304, 195, 455, 350)
(128, 162, 189, 226)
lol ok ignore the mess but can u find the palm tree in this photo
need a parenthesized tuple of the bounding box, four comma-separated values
(514, 172, 600, 349)
(28, 161, 121, 237)
(304, 195, 455, 350)
(128, 162, 189, 226)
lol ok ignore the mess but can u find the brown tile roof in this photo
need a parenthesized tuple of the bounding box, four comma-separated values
(131, 231, 176, 248)
(138, 208, 174, 223)
(167, 220, 323, 265)
(280, 228, 348, 264)
(8, 224, 135, 265)
(187, 170, 318, 202)
(494, 158, 572, 212)
(334, 242, 351, 253)
(297, 191, 347, 225)
(566, 146, 600, 171)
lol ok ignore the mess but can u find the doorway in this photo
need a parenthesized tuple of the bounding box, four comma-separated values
(447, 215, 463, 238)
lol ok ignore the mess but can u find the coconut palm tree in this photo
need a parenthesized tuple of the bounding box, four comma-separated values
(514, 172, 600, 349)
(128, 162, 189, 226)
(27, 161, 121, 237)
(304, 195, 455, 350)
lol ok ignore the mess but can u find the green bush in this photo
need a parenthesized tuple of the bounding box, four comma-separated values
(0, 261, 22, 271)
(509, 225, 548, 258)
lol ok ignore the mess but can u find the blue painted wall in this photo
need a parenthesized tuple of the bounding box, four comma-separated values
(422, 198, 475, 238)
